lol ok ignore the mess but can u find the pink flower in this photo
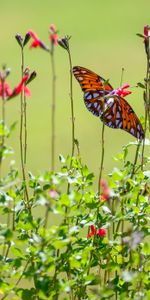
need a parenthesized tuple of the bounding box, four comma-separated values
(0, 82, 12, 98)
(144, 25, 149, 41)
(49, 23, 58, 46)
(113, 84, 131, 98)
(87, 225, 106, 238)
(28, 30, 48, 50)
(49, 189, 57, 198)
(143, 25, 149, 55)
(100, 179, 110, 202)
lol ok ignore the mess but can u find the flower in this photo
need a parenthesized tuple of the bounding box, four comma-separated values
(97, 228, 107, 238)
(49, 189, 57, 198)
(58, 36, 71, 51)
(49, 24, 58, 46)
(100, 178, 110, 201)
(8, 73, 31, 99)
(144, 25, 149, 41)
(143, 25, 149, 55)
(87, 225, 106, 238)
(113, 84, 131, 98)
(28, 30, 48, 50)
(87, 225, 96, 238)
(0, 82, 12, 98)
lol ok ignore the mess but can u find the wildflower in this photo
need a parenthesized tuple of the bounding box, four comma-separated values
(144, 25, 149, 41)
(97, 228, 107, 238)
(8, 73, 31, 99)
(87, 225, 96, 238)
(87, 225, 106, 238)
(143, 25, 149, 55)
(28, 30, 48, 50)
(49, 189, 57, 198)
(113, 84, 131, 98)
(0, 82, 12, 98)
(49, 23, 58, 46)
(100, 178, 110, 201)
(58, 35, 71, 51)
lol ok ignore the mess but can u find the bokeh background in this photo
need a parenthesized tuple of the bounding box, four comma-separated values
(1, 0, 150, 184)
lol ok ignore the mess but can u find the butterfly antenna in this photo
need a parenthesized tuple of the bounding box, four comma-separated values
(120, 67, 125, 86)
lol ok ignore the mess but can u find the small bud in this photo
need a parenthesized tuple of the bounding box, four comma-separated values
(5, 68, 11, 78)
(26, 71, 37, 85)
(58, 35, 71, 51)
(24, 68, 30, 76)
(23, 32, 31, 47)
(49, 24, 56, 33)
(15, 34, 23, 47)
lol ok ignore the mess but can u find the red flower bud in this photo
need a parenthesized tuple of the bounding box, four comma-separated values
(87, 225, 106, 238)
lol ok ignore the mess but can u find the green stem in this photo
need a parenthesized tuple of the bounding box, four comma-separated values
(141, 44, 150, 167)
(98, 123, 105, 195)
(131, 141, 141, 178)
(24, 93, 27, 164)
(66, 47, 75, 197)
(121, 197, 124, 268)
(67, 47, 75, 160)
(50, 49, 56, 171)
(0, 78, 6, 174)
(20, 48, 29, 201)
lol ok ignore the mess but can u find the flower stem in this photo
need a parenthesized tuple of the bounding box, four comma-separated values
(66, 45, 75, 197)
(141, 42, 150, 167)
(24, 93, 27, 164)
(98, 123, 105, 195)
(0, 78, 6, 172)
(131, 141, 141, 178)
(50, 49, 56, 171)
(67, 47, 75, 161)
(20, 47, 29, 201)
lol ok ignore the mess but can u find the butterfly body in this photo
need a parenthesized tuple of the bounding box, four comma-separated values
(73, 66, 144, 140)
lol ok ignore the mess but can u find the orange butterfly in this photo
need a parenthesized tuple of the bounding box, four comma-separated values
(73, 66, 144, 140)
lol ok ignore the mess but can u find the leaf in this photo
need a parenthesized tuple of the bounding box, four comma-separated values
(136, 33, 144, 38)
(137, 82, 145, 89)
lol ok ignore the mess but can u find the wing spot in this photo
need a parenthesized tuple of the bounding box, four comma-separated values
(108, 121, 113, 127)
(93, 92, 100, 98)
(137, 124, 141, 131)
(118, 122, 123, 128)
(130, 128, 135, 135)
(116, 111, 120, 118)
(85, 93, 92, 100)
(78, 76, 83, 81)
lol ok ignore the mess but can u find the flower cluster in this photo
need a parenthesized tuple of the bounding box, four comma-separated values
(144, 25, 149, 55)
(113, 84, 131, 98)
(0, 68, 35, 101)
(28, 23, 58, 52)
(88, 225, 106, 238)
(49, 24, 58, 46)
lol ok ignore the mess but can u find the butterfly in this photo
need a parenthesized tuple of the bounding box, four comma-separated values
(73, 66, 144, 140)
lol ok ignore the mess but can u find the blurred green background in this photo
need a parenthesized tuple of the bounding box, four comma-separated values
(1, 0, 149, 182)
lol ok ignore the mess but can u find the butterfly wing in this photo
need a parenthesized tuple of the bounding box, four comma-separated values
(73, 66, 113, 92)
(73, 66, 144, 140)
(101, 96, 144, 140)
(73, 66, 113, 117)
